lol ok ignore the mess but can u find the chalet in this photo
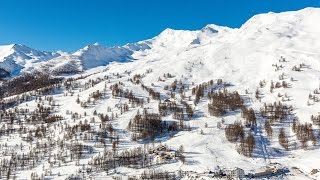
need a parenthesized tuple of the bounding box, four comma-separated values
(226, 167, 245, 179)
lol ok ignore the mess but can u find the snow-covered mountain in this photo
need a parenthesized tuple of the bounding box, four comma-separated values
(39, 41, 151, 75)
(1, 7, 320, 179)
(0, 44, 60, 77)
(0, 41, 151, 77)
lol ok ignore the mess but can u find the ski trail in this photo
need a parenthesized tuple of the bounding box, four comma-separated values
(250, 97, 271, 164)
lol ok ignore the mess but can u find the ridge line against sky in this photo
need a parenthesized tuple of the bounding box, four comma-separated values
(0, 0, 320, 52)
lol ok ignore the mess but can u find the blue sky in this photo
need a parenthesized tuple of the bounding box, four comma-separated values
(0, 0, 319, 52)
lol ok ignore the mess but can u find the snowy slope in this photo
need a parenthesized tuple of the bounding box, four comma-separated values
(1, 7, 320, 180)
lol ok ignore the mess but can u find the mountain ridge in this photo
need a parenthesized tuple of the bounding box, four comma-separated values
(1, 7, 319, 78)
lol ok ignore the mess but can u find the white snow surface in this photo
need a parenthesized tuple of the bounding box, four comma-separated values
(1, 7, 320, 179)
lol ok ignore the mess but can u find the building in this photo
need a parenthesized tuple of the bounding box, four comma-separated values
(226, 167, 245, 179)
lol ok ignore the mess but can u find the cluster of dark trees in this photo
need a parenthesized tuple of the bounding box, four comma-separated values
(225, 121, 255, 156)
(138, 169, 176, 180)
(0, 136, 98, 179)
(141, 84, 160, 100)
(64, 122, 91, 140)
(270, 80, 290, 93)
(0, 148, 41, 179)
(292, 65, 302, 72)
(28, 103, 58, 124)
(239, 133, 255, 157)
(291, 63, 306, 72)
(0, 96, 28, 111)
(158, 72, 172, 82)
(65, 75, 111, 96)
(308, 92, 320, 104)
(264, 120, 273, 139)
(82, 78, 105, 90)
(0, 72, 63, 98)
(158, 101, 179, 116)
(183, 101, 194, 119)
(128, 108, 190, 140)
(192, 79, 218, 104)
(292, 120, 317, 148)
(110, 82, 124, 97)
(171, 106, 184, 120)
(130, 74, 142, 84)
(163, 73, 174, 79)
(0, 102, 60, 132)
(241, 107, 256, 127)
(77, 89, 108, 108)
(158, 100, 193, 121)
(130, 69, 153, 84)
(89, 146, 154, 173)
(110, 83, 144, 107)
(225, 121, 244, 142)
(88, 144, 180, 176)
(311, 114, 320, 127)
(260, 102, 293, 123)
(128, 110, 168, 140)
(278, 128, 289, 150)
(169, 79, 188, 94)
(90, 90, 104, 101)
(272, 63, 284, 71)
(192, 84, 204, 105)
(208, 89, 244, 116)
(70, 142, 94, 160)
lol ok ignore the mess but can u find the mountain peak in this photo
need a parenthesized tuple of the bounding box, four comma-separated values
(157, 28, 195, 37)
(201, 24, 232, 33)
(159, 28, 179, 35)
(0, 44, 16, 61)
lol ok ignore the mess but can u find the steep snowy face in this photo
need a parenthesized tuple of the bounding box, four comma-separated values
(149, 28, 199, 49)
(73, 43, 134, 69)
(191, 24, 233, 45)
(0, 44, 60, 76)
(125, 41, 151, 51)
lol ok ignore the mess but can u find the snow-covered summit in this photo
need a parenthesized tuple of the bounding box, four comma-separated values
(73, 43, 133, 69)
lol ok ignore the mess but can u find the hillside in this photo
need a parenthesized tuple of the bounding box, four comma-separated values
(0, 7, 320, 179)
